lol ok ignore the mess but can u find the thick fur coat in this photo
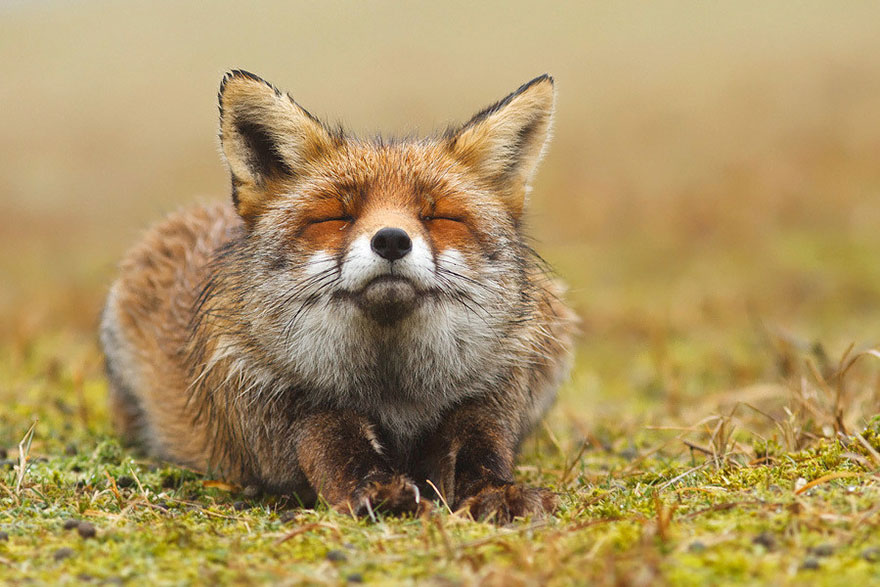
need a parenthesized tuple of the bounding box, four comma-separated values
(101, 71, 576, 522)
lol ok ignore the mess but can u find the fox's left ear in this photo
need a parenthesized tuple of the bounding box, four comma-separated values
(218, 70, 337, 221)
(446, 75, 555, 218)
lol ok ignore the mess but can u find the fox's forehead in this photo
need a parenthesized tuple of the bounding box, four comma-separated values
(300, 141, 465, 207)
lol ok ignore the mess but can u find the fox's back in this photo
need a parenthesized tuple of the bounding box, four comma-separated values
(101, 203, 241, 462)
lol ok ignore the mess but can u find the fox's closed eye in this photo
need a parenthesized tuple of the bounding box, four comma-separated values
(311, 216, 354, 224)
(422, 215, 464, 223)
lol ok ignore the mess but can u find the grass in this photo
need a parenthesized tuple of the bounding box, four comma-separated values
(3, 1, 880, 584)
(2, 328, 880, 584)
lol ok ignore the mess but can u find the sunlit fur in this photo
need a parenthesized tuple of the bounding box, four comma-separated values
(101, 71, 576, 516)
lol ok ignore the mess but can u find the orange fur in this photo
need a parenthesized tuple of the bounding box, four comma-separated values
(101, 71, 576, 521)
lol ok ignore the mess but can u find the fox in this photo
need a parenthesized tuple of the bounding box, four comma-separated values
(100, 70, 576, 522)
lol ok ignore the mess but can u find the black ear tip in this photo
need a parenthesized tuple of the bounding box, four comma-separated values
(218, 70, 281, 119)
(528, 74, 554, 88)
(219, 69, 271, 95)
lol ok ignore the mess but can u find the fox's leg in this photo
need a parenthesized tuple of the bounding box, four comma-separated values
(420, 400, 557, 523)
(294, 410, 423, 516)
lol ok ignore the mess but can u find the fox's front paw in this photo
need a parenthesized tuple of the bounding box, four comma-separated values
(346, 474, 426, 519)
(457, 484, 558, 523)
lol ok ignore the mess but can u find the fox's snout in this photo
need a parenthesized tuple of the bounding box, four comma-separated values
(370, 227, 413, 262)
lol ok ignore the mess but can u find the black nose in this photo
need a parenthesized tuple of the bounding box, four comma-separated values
(371, 227, 412, 261)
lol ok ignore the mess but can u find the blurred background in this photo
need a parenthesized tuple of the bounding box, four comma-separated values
(2, 1, 880, 433)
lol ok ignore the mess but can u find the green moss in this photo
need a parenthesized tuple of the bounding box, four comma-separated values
(2, 338, 880, 585)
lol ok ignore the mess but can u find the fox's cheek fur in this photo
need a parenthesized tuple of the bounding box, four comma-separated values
(301, 249, 337, 278)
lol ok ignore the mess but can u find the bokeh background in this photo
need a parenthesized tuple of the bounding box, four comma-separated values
(3, 1, 880, 432)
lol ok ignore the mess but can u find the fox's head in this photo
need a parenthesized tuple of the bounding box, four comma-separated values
(213, 71, 556, 408)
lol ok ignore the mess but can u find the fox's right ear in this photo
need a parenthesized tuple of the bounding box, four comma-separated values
(446, 75, 555, 219)
(218, 70, 336, 220)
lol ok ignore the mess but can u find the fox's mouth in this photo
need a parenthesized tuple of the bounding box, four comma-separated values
(341, 275, 420, 325)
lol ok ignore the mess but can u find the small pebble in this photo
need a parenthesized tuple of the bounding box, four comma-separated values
(688, 541, 706, 553)
(77, 522, 97, 539)
(346, 574, 364, 583)
(115, 476, 134, 489)
(801, 557, 820, 571)
(63, 519, 80, 531)
(326, 549, 348, 562)
(0, 531, 8, 541)
(243, 485, 261, 499)
(232, 501, 250, 511)
(619, 447, 638, 460)
(752, 532, 776, 550)
(809, 544, 834, 557)
(861, 547, 880, 563)
(54, 547, 75, 561)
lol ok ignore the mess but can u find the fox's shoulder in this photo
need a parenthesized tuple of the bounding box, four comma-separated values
(111, 202, 240, 321)
(119, 202, 239, 272)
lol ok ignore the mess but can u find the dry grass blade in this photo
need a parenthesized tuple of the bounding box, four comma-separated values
(275, 522, 322, 546)
(104, 470, 123, 505)
(129, 465, 148, 498)
(853, 433, 880, 468)
(274, 522, 341, 546)
(652, 494, 677, 542)
(658, 463, 708, 491)
(202, 480, 239, 491)
(425, 479, 453, 515)
(793, 472, 862, 495)
(559, 440, 590, 486)
(14, 419, 38, 496)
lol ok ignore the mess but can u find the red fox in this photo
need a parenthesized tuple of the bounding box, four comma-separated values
(100, 70, 575, 522)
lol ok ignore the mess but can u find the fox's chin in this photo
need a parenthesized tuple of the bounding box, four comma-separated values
(354, 276, 419, 326)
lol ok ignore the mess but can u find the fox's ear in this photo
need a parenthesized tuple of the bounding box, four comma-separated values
(219, 70, 336, 219)
(446, 75, 555, 218)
